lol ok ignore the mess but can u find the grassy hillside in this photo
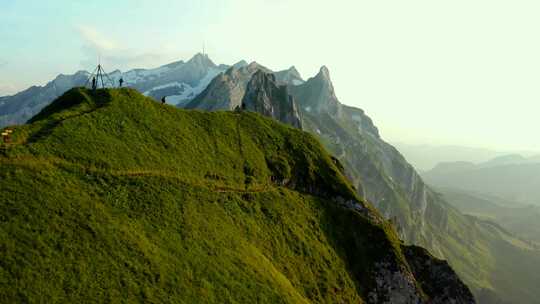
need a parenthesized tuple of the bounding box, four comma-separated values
(0, 88, 469, 303)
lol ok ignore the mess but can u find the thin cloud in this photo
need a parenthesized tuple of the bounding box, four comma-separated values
(0, 83, 18, 96)
(76, 25, 179, 71)
(77, 25, 119, 51)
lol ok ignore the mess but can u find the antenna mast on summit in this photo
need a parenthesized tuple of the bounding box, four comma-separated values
(84, 56, 116, 89)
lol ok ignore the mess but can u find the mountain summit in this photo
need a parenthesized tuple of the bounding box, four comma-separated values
(185, 52, 217, 70)
(291, 66, 341, 117)
(274, 66, 304, 86)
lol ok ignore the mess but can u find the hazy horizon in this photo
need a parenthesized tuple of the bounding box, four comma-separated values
(1, 0, 539, 151)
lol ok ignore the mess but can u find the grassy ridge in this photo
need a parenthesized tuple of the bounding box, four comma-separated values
(0, 88, 416, 303)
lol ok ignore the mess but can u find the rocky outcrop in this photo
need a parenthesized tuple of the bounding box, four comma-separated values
(242, 71, 302, 129)
(185, 62, 271, 111)
(274, 66, 304, 86)
(290, 66, 342, 117)
(403, 245, 476, 304)
(184, 61, 304, 115)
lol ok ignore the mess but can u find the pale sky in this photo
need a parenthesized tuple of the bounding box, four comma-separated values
(1, 0, 539, 151)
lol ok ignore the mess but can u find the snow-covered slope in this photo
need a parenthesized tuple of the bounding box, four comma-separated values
(106, 53, 225, 106)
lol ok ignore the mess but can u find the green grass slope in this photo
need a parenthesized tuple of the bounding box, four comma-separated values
(0, 88, 458, 303)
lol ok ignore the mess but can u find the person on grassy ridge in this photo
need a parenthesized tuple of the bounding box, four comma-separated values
(161, 96, 167, 104)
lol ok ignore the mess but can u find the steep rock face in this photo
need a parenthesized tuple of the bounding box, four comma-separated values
(242, 71, 302, 129)
(403, 246, 476, 304)
(342, 105, 380, 138)
(291, 66, 342, 117)
(290, 67, 436, 241)
(185, 62, 271, 111)
(274, 66, 304, 86)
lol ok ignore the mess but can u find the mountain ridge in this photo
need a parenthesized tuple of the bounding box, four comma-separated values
(0, 87, 475, 303)
(423, 155, 540, 206)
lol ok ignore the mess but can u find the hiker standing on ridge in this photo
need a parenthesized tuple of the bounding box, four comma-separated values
(161, 96, 167, 104)
(91, 77, 97, 90)
(119, 78, 124, 87)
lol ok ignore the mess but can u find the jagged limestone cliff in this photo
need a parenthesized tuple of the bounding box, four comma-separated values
(242, 70, 302, 129)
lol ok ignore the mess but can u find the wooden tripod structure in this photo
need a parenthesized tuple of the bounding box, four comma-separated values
(85, 64, 115, 89)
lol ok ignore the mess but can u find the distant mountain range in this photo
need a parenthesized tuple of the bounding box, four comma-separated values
(392, 143, 539, 171)
(423, 155, 540, 206)
(3, 54, 540, 303)
(436, 186, 540, 244)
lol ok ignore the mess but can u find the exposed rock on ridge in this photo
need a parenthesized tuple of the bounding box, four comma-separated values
(404, 246, 476, 304)
(186, 62, 271, 111)
(242, 70, 302, 129)
(291, 66, 342, 117)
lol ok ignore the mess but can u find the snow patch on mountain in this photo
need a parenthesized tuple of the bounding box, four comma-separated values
(143, 67, 222, 106)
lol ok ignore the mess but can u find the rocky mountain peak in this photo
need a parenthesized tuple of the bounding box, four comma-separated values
(287, 66, 301, 77)
(187, 62, 272, 111)
(246, 61, 264, 71)
(274, 66, 304, 86)
(186, 53, 216, 69)
(242, 70, 302, 129)
(232, 60, 248, 69)
(251, 69, 275, 82)
(316, 65, 331, 81)
(309, 66, 336, 96)
(289, 65, 341, 117)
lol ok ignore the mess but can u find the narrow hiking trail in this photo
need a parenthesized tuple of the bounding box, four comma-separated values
(0, 156, 273, 195)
